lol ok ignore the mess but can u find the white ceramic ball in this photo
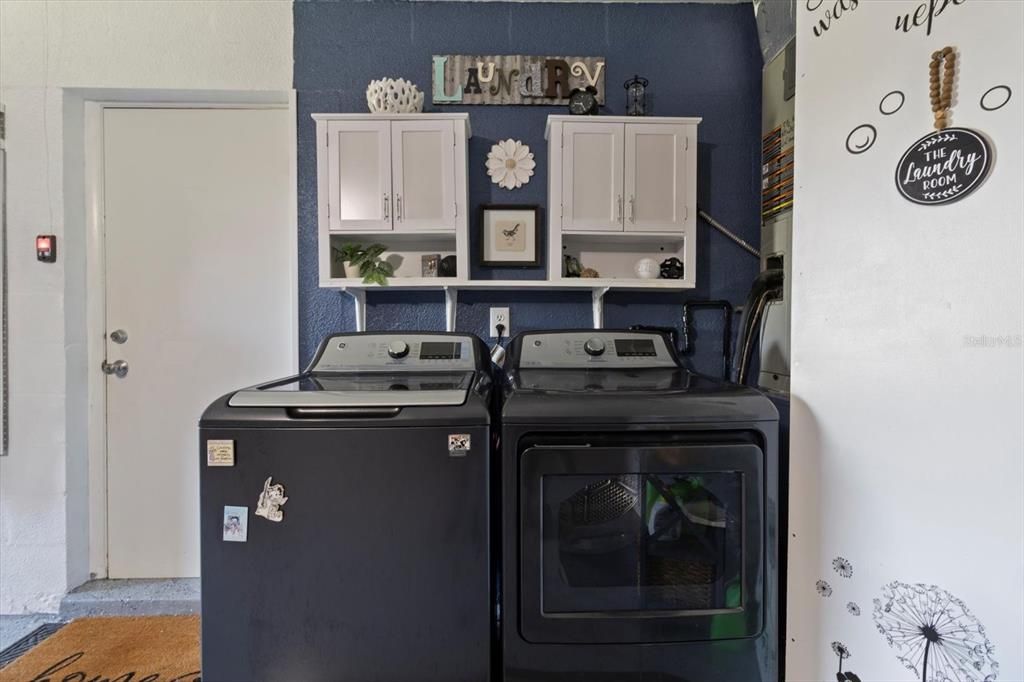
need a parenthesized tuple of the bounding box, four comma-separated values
(634, 257, 659, 279)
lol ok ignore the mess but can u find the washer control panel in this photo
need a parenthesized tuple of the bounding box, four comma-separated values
(313, 334, 477, 372)
(514, 331, 679, 368)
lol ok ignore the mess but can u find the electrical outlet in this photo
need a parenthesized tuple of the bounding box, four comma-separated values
(489, 307, 510, 338)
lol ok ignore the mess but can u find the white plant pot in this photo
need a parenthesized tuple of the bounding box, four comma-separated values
(343, 261, 363, 279)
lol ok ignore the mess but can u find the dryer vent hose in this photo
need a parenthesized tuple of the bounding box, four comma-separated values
(732, 269, 784, 385)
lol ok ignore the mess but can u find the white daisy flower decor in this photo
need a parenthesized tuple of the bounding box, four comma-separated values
(486, 139, 536, 190)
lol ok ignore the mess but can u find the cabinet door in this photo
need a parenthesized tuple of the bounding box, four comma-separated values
(327, 120, 393, 231)
(391, 120, 456, 232)
(624, 123, 690, 232)
(561, 122, 624, 232)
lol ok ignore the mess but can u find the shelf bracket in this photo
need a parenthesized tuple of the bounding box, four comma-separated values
(591, 286, 610, 329)
(444, 287, 458, 332)
(343, 288, 367, 332)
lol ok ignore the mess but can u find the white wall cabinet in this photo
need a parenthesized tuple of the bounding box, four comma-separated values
(548, 116, 701, 289)
(555, 117, 698, 235)
(319, 115, 465, 233)
(313, 113, 470, 288)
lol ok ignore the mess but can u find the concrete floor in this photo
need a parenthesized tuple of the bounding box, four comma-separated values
(0, 614, 60, 651)
(1, 578, 199, 652)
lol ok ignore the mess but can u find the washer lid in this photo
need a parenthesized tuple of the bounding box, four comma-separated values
(227, 371, 474, 408)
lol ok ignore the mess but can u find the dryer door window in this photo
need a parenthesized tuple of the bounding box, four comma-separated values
(542, 472, 744, 615)
(520, 442, 763, 644)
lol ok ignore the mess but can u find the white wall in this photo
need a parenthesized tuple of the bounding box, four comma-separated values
(0, 0, 293, 614)
(788, 1, 1023, 681)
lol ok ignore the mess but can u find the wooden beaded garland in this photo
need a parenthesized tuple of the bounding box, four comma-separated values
(929, 46, 956, 130)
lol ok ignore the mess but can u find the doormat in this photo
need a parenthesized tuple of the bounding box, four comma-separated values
(0, 616, 199, 682)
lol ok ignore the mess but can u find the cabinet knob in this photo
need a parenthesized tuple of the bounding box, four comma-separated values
(397, 195, 403, 221)
(383, 194, 389, 219)
(629, 196, 636, 223)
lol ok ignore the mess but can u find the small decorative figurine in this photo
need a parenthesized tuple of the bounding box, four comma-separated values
(255, 476, 288, 523)
(634, 257, 658, 279)
(422, 254, 440, 277)
(580, 267, 600, 278)
(568, 86, 600, 115)
(659, 257, 684, 279)
(563, 254, 582, 277)
(624, 75, 648, 116)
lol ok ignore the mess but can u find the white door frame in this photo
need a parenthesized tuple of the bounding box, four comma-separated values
(83, 91, 299, 578)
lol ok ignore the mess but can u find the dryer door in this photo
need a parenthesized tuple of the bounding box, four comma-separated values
(520, 442, 763, 644)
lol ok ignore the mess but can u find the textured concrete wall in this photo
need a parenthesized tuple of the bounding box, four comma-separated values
(294, 0, 764, 371)
(0, 0, 293, 614)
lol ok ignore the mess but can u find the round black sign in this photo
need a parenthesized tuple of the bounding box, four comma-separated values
(895, 127, 991, 206)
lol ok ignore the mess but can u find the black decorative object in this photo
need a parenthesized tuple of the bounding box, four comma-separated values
(624, 75, 648, 116)
(873, 581, 997, 682)
(659, 257, 684, 279)
(568, 86, 599, 115)
(438, 255, 457, 277)
(895, 128, 991, 205)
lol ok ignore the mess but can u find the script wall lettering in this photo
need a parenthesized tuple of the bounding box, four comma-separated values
(894, 0, 967, 36)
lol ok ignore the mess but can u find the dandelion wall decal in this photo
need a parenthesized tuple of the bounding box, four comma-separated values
(847, 601, 861, 616)
(833, 556, 854, 578)
(816, 579, 833, 598)
(873, 581, 998, 682)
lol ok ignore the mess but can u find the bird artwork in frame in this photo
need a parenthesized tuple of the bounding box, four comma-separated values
(479, 205, 541, 267)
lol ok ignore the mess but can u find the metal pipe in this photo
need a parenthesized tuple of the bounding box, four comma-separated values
(697, 206, 761, 259)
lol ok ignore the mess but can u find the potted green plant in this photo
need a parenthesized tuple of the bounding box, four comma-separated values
(332, 242, 395, 286)
(335, 243, 366, 278)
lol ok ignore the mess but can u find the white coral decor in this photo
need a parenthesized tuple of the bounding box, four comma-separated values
(366, 78, 424, 114)
(486, 139, 536, 190)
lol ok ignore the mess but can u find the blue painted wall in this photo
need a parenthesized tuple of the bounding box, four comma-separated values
(294, 0, 763, 375)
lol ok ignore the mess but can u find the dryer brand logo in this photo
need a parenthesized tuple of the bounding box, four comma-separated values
(448, 434, 471, 457)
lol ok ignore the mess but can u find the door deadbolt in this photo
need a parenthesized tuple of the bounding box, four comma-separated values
(110, 329, 128, 344)
(101, 360, 129, 378)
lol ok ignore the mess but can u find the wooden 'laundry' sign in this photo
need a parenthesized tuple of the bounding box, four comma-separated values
(432, 55, 606, 106)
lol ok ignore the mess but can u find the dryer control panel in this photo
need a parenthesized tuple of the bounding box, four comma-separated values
(512, 331, 680, 369)
(312, 333, 478, 372)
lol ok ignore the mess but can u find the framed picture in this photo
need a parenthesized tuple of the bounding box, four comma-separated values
(479, 204, 541, 267)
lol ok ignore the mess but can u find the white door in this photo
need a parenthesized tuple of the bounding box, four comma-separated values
(391, 120, 456, 231)
(624, 123, 689, 233)
(561, 122, 624, 232)
(103, 108, 294, 578)
(327, 120, 393, 231)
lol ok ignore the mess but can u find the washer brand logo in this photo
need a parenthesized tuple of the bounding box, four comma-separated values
(448, 434, 471, 457)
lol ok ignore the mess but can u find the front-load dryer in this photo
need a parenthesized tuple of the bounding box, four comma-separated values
(199, 332, 494, 682)
(499, 330, 779, 682)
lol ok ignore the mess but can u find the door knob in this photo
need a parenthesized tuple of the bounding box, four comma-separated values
(110, 329, 128, 344)
(101, 360, 129, 378)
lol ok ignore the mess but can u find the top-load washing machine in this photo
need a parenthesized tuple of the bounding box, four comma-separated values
(199, 332, 494, 682)
(498, 330, 780, 682)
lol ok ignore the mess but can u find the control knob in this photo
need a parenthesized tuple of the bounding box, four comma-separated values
(584, 337, 606, 357)
(387, 340, 410, 359)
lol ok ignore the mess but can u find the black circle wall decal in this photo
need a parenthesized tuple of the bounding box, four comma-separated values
(895, 127, 991, 206)
(980, 85, 1011, 111)
(845, 124, 877, 154)
(879, 90, 905, 115)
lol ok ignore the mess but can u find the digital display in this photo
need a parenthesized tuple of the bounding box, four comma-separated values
(615, 339, 657, 357)
(419, 342, 462, 360)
